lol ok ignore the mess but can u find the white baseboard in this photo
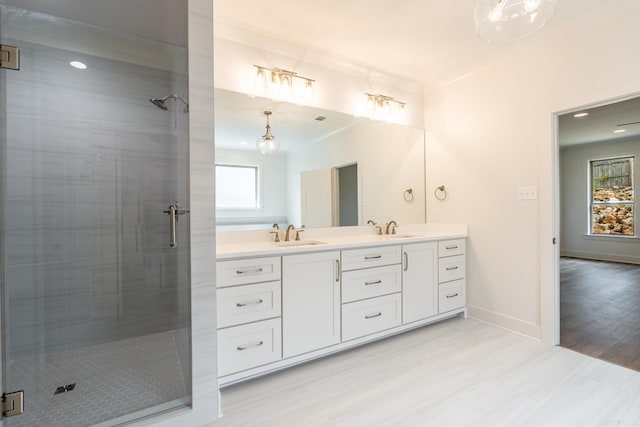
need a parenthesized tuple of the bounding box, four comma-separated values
(467, 305, 541, 341)
(561, 250, 640, 265)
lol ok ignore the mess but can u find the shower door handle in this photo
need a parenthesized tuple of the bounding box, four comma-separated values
(164, 203, 189, 248)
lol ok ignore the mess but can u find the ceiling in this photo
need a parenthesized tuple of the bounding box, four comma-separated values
(215, 89, 361, 152)
(2, 0, 187, 47)
(214, 0, 611, 91)
(559, 96, 640, 147)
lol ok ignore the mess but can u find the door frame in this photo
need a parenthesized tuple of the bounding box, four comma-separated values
(546, 90, 640, 346)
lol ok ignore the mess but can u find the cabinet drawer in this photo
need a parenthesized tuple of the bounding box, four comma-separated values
(438, 255, 465, 283)
(342, 293, 402, 341)
(439, 279, 465, 313)
(342, 264, 402, 303)
(217, 281, 281, 328)
(217, 318, 282, 377)
(341, 245, 401, 271)
(217, 257, 281, 287)
(438, 239, 465, 258)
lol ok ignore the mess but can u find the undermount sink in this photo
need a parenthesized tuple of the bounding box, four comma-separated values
(386, 234, 421, 239)
(275, 240, 327, 247)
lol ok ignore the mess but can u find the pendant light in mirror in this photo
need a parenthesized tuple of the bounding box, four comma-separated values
(474, 0, 558, 43)
(257, 111, 279, 154)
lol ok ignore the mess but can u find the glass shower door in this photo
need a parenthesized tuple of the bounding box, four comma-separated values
(1, 4, 191, 426)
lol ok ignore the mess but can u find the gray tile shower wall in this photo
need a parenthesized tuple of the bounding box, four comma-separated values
(3, 39, 191, 359)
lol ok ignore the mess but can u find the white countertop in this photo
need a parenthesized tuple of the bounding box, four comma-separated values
(216, 223, 468, 259)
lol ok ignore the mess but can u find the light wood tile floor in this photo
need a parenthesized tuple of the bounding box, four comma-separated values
(213, 316, 640, 427)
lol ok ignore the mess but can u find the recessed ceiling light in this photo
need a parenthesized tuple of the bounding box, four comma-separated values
(69, 61, 87, 70)
(613, 129, 626, 133)
(573, 112, 589, 118)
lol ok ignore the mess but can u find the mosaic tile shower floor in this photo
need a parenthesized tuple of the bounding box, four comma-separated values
(6, 330, 189, 427)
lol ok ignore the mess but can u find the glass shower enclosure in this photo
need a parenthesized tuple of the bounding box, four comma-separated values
(1, 2, 192, 426)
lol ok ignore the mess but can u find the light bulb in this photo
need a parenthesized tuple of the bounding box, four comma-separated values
(488, 2, 504, 22)
(524, 0, 540, 12)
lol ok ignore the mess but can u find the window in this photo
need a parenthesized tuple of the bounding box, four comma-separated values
(590, 156, 634, 236)
(215, 164, 259, 209)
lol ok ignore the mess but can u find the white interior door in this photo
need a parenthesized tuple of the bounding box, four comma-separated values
(300, 167, 336, 228)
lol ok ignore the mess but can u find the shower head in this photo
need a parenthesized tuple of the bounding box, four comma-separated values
(150, 97, 169, 110)
(149, 94, 189, 112)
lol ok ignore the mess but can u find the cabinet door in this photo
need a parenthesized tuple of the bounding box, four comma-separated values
(402, 242, 438, 324)
(283, 251, 341, 358)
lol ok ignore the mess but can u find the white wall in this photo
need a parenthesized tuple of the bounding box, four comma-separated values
(424, 0, 640, 342)
(215, 148, 288, 226)
(560, 138, 640, 264)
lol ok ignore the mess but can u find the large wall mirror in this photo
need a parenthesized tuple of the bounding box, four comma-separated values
(215, 88, 426, 231)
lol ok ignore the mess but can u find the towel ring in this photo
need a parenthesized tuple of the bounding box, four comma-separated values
(403, 188, 414, 202)
(434, 185, 447, 201)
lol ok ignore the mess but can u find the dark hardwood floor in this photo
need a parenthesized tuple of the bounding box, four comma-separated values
(560, 257, 640, 371)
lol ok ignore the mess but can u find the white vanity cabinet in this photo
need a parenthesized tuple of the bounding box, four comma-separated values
(437, 239, 466, 313)
(402, 242, 438, 324)
(282, 251, 341, 358)
(216, 231, 468, 386)
(341, 246, 403, 341)
(216, 257, 282, 377)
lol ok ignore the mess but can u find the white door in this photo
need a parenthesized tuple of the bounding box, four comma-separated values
(282, 251, 341, 358)
(402, 242, 438, 323)
(300, 168, 336, 227)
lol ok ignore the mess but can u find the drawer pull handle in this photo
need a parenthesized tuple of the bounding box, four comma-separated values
(364, 255, 382, 260)
(445, 266, 459, 271)
(446, 293, 459, 299)
(236, 267, 264, 275)
(365, 312, 382, 319)
(237, 341, 264, 351)
(236, 299, 263, 307)
(365, 280, 382, 286)
(446, 245, 459, 250)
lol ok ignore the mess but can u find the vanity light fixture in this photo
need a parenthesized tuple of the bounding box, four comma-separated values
(613, 129, 626, 134)
(573, 112, 589, 118)
(474, 0, 558, 43)
(365, 93, 406, 121)
(257, 111, 279, 154)
(252, 65, 315, 104)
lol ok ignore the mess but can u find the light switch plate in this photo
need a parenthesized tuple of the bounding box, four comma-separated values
(517, 186, 538, 200)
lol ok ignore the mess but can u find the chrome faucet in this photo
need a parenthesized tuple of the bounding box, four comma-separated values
(367, 219, 383, 235)
(285, 224, 296, 241)
(385, 220, 398, 235)
(270, 223, 281, 242)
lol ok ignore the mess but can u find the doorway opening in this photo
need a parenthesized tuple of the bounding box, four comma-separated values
(556, 95, 640, 371)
